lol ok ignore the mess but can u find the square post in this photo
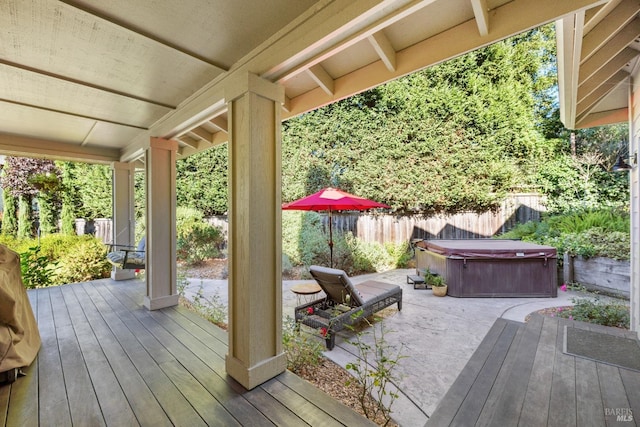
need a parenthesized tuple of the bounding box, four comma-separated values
(225, 73, 286, 389)
(143, 138, 179, 310)
(110, 162, 136, 281)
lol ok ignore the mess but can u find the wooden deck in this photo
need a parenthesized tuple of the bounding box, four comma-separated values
(1, 279, 374, 426)
(427, 314, 640, 427)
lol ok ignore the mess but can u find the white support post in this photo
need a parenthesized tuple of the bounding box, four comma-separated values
(143, 138, 179, 310)
(224, 73, 286, 389)
(110, 162, 136, 281)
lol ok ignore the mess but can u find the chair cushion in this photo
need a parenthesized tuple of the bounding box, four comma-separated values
(309, 265, 365, 306)
(107, 250, 125, 266)
(126, 252, 145, 266)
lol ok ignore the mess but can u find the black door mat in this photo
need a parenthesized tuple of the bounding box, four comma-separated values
(564, 326, 640, 372)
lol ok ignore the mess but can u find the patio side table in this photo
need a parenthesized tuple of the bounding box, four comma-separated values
(407, 274, 428, 289)
(291, 283, 322, 305)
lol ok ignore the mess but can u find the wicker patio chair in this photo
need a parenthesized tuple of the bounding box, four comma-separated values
(295, 265, 402, 350)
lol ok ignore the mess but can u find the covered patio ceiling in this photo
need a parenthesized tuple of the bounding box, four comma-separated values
(557, 0, 640, 129)
(0, 0, 615, 165)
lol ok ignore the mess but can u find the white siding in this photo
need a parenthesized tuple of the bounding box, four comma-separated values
(631, 67, 639, 337)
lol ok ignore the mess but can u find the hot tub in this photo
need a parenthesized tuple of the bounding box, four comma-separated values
(416, 239, 557, 297)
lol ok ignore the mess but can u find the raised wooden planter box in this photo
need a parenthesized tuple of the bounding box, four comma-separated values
(563, 254, 630, 298)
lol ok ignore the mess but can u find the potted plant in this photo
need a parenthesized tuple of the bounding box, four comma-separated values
(431, 275, 447, 297)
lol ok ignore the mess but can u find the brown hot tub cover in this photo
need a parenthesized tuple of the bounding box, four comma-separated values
(0, 245, 41, 378)
(417, 239, 558, 297)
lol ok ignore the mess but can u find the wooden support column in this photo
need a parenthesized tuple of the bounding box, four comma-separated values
(143, 137, 178, 310)
(225, 73, 286, 389)
(110, 162, 136, 281)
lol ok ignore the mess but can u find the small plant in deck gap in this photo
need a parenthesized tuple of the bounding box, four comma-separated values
(282, 315, 324, 374)
(190, 285, 227, 329)
(346, 312, 405, 426)
(20, 245, 58, 288)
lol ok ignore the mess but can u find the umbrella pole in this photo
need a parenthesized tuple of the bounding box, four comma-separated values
(329, 209, 333, 268)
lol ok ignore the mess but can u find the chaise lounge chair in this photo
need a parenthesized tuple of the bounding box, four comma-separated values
(295, 265, 402, 350)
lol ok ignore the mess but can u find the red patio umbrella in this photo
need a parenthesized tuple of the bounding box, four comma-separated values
(282, 187, 390, 267)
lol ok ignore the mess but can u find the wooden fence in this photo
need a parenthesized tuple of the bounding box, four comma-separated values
(314, 193, 544, 244)
(85, 193, 544, 245)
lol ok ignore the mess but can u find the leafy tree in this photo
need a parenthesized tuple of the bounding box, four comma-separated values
(1, 189, 17, 236)
(58, 162, 81, 234)
(71, 163, 112, 219)
(282, 27, 557, 214)
(176, 145, 228, 216)
(536, 119, 629, 213)
(38, 194, 58, 235)
(18, 196, 32, 239)
(0, 157, 61, 238)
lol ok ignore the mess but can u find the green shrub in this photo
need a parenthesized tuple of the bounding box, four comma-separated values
(581, 228, 630, 260)
(173, 207, 225, 265)
(546, 208, 629, 234)
(0, 235, 20, 251)
(188, 285, 227, 328)
(38, 234, 91, 260)
(344, 234, 389, 274)
(499, 208, 630, 260)
(282, 211, 329, 266)
(557, 297, 630, 329)
(55, 238, 111, 284)
(282, 315, 324, 374)
(283, 211, 414, 274)
(20, 246, 59, 289)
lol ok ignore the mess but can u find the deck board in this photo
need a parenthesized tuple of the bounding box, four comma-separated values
(575, 357, 605, 427)
(60, 285, 140, 426)
(425, 318, 509, 426)
(598, 364, 632, 426)
(479, 313, 543, 427)
(451, 321, 520, 426)
(72, 283, 174, 426)
(428, 313, 640, 427)
(620, 369, 640, 423)
(3, 279, 373, 426)
(262, 378, 344, 427)
(548, 318, 577, 427)
(35, 288, 72, 427)
(82, 283, 209, 426)
(518, 315, 558, 426)
(49, 287, 105, 427)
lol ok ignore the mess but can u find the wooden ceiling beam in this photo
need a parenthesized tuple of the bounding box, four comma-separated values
(0, 133, 119, 164)
(578, 47, 637, 100)
(575, 107, 628, 128)
(284, 0, 607, 119)
(190, 127, 214, 143)
(307, 64, 335, 96)
(583, 0, 623, 33)
(176, 136, 199, 149)
(209, 116, 228, 133)
(580, 18, 640, 82)
(0, 59, 177, 110)
(211, 130, 229, 146)
(471, 0, 490, 36)
(576, 70, 628, 116)
(59, 0, 227, 71)
(581, 0, 640, 61)
(368, 31, 397, 72)
(0, 96, 150, 130)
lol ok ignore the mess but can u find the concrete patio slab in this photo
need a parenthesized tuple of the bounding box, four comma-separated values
(184, 268, 627, 426)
